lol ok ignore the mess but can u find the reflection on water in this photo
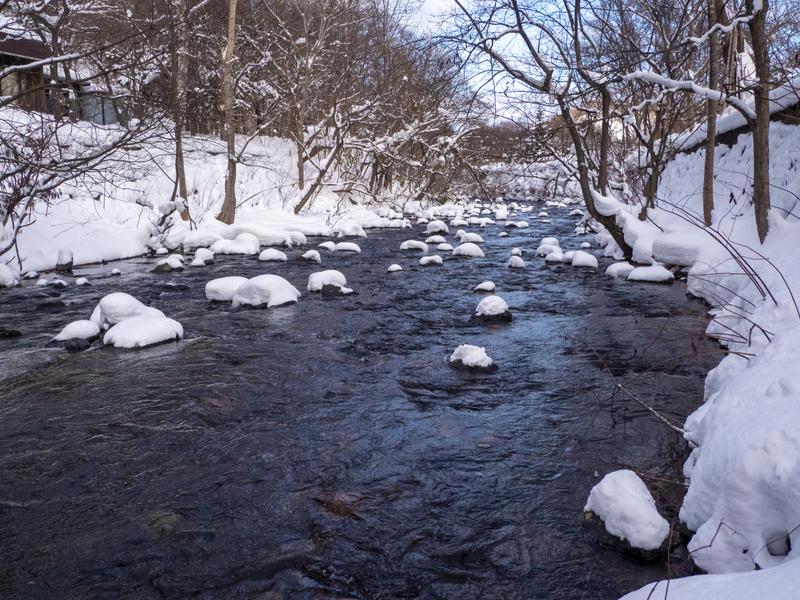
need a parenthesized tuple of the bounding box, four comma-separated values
(0, 211, 720, 599)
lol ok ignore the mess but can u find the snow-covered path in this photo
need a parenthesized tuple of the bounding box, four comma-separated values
(0, 211, 721, 598)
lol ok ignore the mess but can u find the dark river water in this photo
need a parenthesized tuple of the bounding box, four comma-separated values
(0, 208, 721, 599)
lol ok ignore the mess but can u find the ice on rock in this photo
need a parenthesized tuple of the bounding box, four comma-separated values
(606, 261, 636, 279)
(191, 248, 215, 266)
(0, 264, 20, 287)
(507, 256, 526, 269)
(400, 240, 429, 252)
(333, 242, 361, 253)
(336, 222, 367, 238)
(419, 255, 442, 266)
(307, 270, 347, 292)
(584, 470, 669, 551)
(628, 265, 674, 283)
(449, 344, 497, 371)
(205, 276, 248, 301)
(231, 274, 301, 308)
(258, 248, 288, 262)
(301, 250, 322, 263)
(211, 232, 260, 255)
(318, 241, 336, 251)
(571, 250, 598, 269)
(103, 315, 184, 349)
(437, 243, 454, 251)
(452, 243, 485, 258)
(54, 319, 101, 341)
(473, 281, 495, 292)
(425, 235, 446, 244)
(425, 220, 449, 234)
(387, 264, 403, 272)
(90, 292, 165, 328)
(461, 232, 484, 243)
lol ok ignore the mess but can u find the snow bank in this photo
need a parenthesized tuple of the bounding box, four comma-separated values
(584, 470, 669, 551)
(103, 315, 183, 348)
(307, 270, 347, 292)
(211, 233, 260, 255)
(231, 274, 301, 308)
(205, 276, 248, 302)
(400, 240, 428, 252)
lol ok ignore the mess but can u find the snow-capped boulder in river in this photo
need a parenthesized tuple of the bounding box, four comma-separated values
(425, 220, 449, 234)
(211, 232, 260, 255)
(540, 236, 560, 247)
(153, 254, 185, 273)
(318, 241, 336, 251)
(205, 276, 248, 301)
(437, 243, 454, 252)
(473, 281, 495, 293)
(90, 292, 165, 329)
(231, 274, 301, 308)
(461, 232, 484, 244)
(472, 294, 512, 323)
(628, 265, 674, 283)
(452, 243, 485, 258)
(53, 319, 101, 342)
(571, 250, 598, 269)
(449, 344, 497, 373)
(103, 315, 184, 349)
(259, 248, 288, 262)
(498, 231, 509, 238)
(507, 255, 525, 269)
(191, 248, 215, 267)
(584, 470, 669, 554)
(419, 255, 442, 267)
(425, 235, 446, 244)
(580, 242, 592, 249)
(333, 242, 361, 253)
(301, 250, 321, 263)
(606, 262, 636, 279)
(307, 270, 347, 292)
(400, 240, 428, 252)
(387, 264, 403, 273)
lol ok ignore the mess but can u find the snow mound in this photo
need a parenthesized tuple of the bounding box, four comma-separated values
(473, 281, 495, 292)
(103, 315, 183, 348)
(571, 250, 598, 269)
(90, 293, 164, 328)
(0, 264, 19, 287)
(400, 240, 429, 252)
(545, 250, 565, 263)
(437, 243, 454, 251)
(231, 274, 301, 308)
(333, 242, 361, 253)
(606, 262, 636, 279)
(425, 235, 446, 244)
(461, 232, 484, 243)
(511, 247, 522, 256)
(541, 236, 560, 246)
(211, 232, 260, 255)
(110, 268, 121, 276)
(205, 276, 249, 301)
(154, 254, 184, 271)
(177, 227, 223, 251)
(155, 248, 168, 255)
(258, 249, 288, 262)
(449, 344, 495, 370)
(570, 208, 584, 217)
(498, 232, 509, 238)
(585, 470, 669, 551)
(387, 264, 403, 272)
(507, 256, 526, 269)
(425, 220, 449, 234)
(536, 244, 560, 256)
(191, 248, 214, 267)
(301, 250, 321, 263)
(628, 265, 674, 283)
(475, 295, 509, 317)
(54, 320, 100, 341)
(419, 255, 443, 266)
(580, 242, 591, 249)
(307, 270, 347, 292)
(75, 277, 89, 286)
(452, 242, 485, 258)
(318, 241, 336, 251)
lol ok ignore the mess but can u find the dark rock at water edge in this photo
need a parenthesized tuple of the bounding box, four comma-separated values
(449, 358, 499, 374)
(470, 311, 513, 324)
(65, 338, 91, 353)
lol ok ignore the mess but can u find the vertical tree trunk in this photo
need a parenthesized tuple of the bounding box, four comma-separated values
(703, 0, 720, 226)
(747, 0, 770, 243)
(216, 0, 239, 225)
(174, 0, 189, 220)
(598, 89, 610, 195)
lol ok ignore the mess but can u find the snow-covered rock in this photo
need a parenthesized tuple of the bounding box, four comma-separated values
(606, 262, 636, 279)
(103, 315, 183, 348)
(53, 320, 101, 342)
(584, 470, 669, 551)
(570, 208, 584, 217)
(571, 250, 598, 269)
(191, 248, 214, 267)
(473, 281, 495, 292)
(425, 235, 446, 244)
(580, 242, 591, 249)
(498, 231, 509, 238)
(210, 232, 260, 255)
(461, 232, 484, 243)
(75, 277, 89, 286)
(301, 250, 321, 263)
(507, 256, 526, 269)
(419, 255, 442, 266)
(318, 241, 336, 251)
(205, 276, 248, 301)
(545, 250, 565, 263)
(473, 294, 512, 323)
(452, 243, 485, 258)
(400, 240, 428, 252)
(258, 248, 288, 262)
(155, 247, 168, 256)
(511, 247, 522, 256)
(628, 265, 674, 283)
(425, 220, 449, 234)
(541, 237, 560, 247)
(387, 264, 403, 272)
(90, 293, 164, 328)
(333, 242, 361, 253)
(336, 221, 367, 238)
(449, 344, 497, 372)
(231, 274, 301, 308)
(110, 268, 121, 276)
(153, 254, 185, 272)
(437, 242, 454, 251)
(536, 244, 560, 256)
(307, 270, 347, 292)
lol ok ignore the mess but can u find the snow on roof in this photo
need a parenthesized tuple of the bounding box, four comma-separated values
(678, 76, 800, 151)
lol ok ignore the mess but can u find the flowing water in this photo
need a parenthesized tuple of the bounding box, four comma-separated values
(0, 209, 721, 599)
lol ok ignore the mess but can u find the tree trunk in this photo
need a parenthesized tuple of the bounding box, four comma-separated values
(216, 0, 239, 225)
(747, 0, 770, 243)
(703, 0, 720, 227)
(175, 0, 189, 220)
(598, 89, 610, 195)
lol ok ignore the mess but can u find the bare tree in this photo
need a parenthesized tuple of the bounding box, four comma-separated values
(216, 0, 239, 224)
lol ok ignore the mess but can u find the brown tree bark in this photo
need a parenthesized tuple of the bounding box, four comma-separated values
(216, 0, 239, 225)
(746, 0, 770, 243)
